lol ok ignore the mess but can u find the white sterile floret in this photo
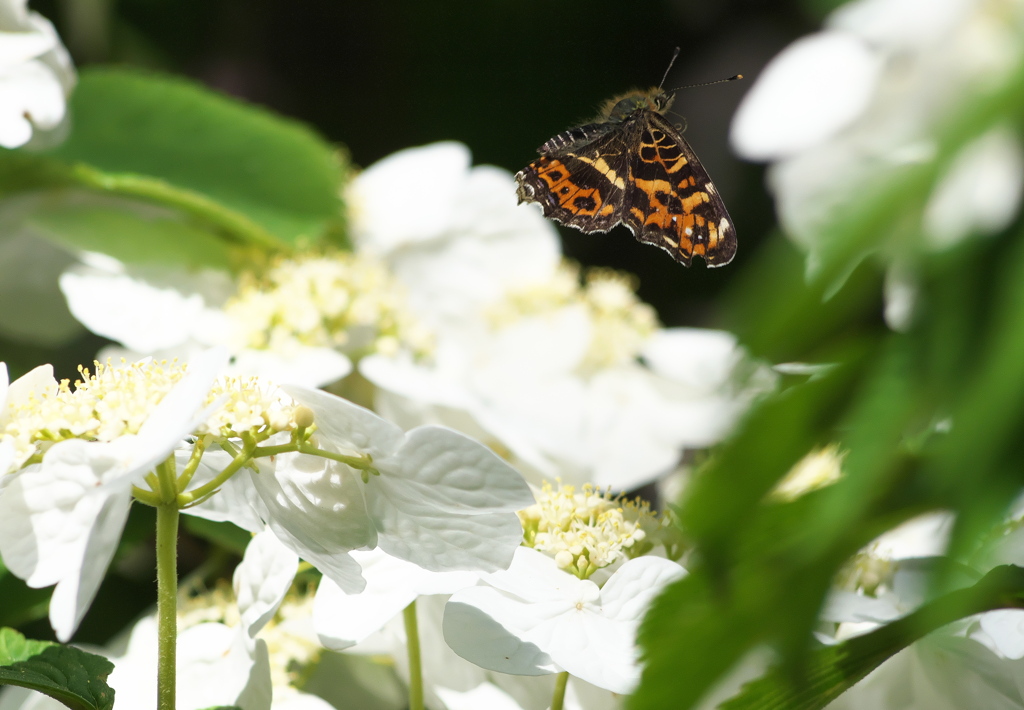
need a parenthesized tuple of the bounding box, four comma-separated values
(443, 546, 686, 695)
(519, 481, 663, 578)
(821, 512, 955, 641)
(729, 0, 1024, 312)
(348, 141, 563, 329)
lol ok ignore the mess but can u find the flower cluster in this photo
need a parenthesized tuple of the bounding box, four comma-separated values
(485, 262, 659, 372)
(223, 251, 432, 361)
(519, 480, 662, 577)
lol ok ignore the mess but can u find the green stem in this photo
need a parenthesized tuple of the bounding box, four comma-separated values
(70, 164, 283, 250)
(403, 601, 424, 710)
(551, 671, 569, 710)
(254, 441, 376, 471)
(155, 502, 180, 710)
(178, 442, 256, 506)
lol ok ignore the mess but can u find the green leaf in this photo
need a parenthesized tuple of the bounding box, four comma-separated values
(0, 559, 51, 629)
(25, 200, 233, 271)
(718, 565, 1024, 710)
(0, 628, 114, 710)
(634, 338, 933, 710)
(44, 67, 346, 246)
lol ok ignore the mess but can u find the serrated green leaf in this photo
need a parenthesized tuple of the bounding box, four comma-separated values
(44, 68, 345, 246)
(0, 628, 114, 710)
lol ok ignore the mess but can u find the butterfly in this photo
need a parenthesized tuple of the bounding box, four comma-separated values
(515, 52, 738, 267)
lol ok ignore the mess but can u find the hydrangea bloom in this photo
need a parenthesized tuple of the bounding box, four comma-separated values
(443, 482, 686, 695)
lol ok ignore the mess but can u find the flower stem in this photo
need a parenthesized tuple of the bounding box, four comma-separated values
(403, 600, 424, 710)
(70, 164, 283, 250)
(551, 671, 569, 710)
(155, 502, 180, 710)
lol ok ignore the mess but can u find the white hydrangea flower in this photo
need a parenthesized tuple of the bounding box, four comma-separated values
(443, 546, 685, 695)
(0, 349, 229, 640)
(363, 262, 773, 490)
(822, 512, 956, 640)
(348, 141, 563, 332)
(312, 548, 481, 651)
(441, 482, 684, 695)
(730, 0, 1024, 326)
(0, 0, 75, 149)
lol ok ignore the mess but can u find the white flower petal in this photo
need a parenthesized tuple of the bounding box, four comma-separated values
(640, 328, 740, 390)
(829, 0, 973, 49)
(313, 574, 416, 651)
(249, 454, 373, 593)
(366, 426, 531, 571)
(182, 447, 265, 533)
(0, 59, 65, 147)
(598, 556, 687, 623)
(233, 529, 299, 638)
(731, 31, 882, 161)
(445, 549, 684, 694)
(281, 385, 404, 459)
(443, 587, 561, 677)
(0, 446, 134, 641)
(435, 682, 524, 710)
(59, 264, 220, 352)
(0, 30, 55, 68)
(350, 142, 471, 252)
(229, 347, 352, 389)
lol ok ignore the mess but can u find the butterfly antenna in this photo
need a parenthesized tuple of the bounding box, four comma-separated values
(658, 47, 681, 89)
(668, 74, 744, 93)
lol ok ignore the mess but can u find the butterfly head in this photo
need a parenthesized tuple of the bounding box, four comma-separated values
(599, 88, 676, 122)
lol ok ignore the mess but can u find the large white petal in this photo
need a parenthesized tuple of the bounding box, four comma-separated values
(233, 530, 299, 638)
(59, 263, 218, 352)
(0, 443, 134, 641)
(349, 142, 471, 252)
(248, 453, 373, 593)
(731, 31, 881, 161)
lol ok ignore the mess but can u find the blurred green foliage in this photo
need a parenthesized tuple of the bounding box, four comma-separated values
(632, 32, 1024, 710)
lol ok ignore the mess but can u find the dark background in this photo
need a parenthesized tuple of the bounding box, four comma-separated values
(32, 0, 834, 327)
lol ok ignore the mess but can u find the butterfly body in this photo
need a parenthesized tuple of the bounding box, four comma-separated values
(516, 87, 737, 267)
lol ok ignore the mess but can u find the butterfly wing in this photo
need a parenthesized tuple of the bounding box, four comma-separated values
(622, 112, 737, 267)
(515, 122, 631, 234)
